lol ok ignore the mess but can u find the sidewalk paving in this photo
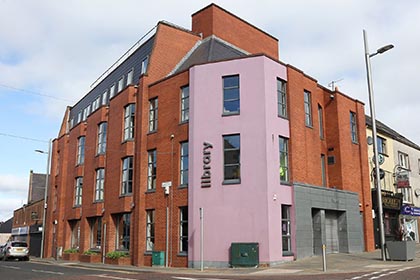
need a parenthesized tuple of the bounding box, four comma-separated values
(30, 244, 420, 277)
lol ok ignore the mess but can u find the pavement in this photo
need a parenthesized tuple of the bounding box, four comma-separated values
(30, 244, 420, 277)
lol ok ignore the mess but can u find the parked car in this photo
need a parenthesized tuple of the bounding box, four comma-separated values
(0, 241, 29, 261)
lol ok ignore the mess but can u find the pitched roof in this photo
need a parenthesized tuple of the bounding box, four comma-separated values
(366, 115, 420, 150)
(171, 35, 248, 75)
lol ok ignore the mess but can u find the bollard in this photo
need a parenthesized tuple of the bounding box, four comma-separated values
(322, 244, 327, 272)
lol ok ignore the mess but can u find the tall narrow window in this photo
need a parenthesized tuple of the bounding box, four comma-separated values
(279, 136, 289, 183)
(77, 136, 85, 165)
(141, 56, 149, 75)
(124, 104, 135, 140)
(179, 206, 188, 253)
(282, 205, 292, 255)
(350, 111, 358, 143)
(149, 98, 158, 132)
(110, 84, 116, 98)
(304, 90, 312, 127)
(180, 142, 188, 186)
(146, 210, 155, 251)
(70, 220, 81, 249)
(118, 77, 124, 92)
(223, 75, 240, 114)
(277, 78, 287, 118)
(223, 134, 240, 183)
(102, 90, 108, 105)
(318, 105, 324, 139)
(180, 86, 189, 122)
(126, 69, 134, 85)
(398, 152, 410, 170)
(74, 177, 83, 207)
(97, 122, 107, 154)
(116, 213, 130, 251)
(89, 217, 102, 249)
(121, 157, 133, 195)
(95, 168, 105, 202)
(147, 150, 157, 190)
(321, 154, 326, 187)
(377, 136, 387, 155)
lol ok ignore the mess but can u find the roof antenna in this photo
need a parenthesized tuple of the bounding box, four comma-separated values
(328, 78, 343, 91)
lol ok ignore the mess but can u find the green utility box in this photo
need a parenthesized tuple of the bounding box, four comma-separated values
(152, 251, 165, 266)
(230, 242, 259, 268)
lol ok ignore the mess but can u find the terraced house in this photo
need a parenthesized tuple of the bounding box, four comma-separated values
(44, 4, 374, 268)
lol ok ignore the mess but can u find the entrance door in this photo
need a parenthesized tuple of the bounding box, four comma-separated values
(325, 211, 339, 253)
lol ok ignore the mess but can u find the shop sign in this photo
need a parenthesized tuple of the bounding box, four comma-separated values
(201, 142, 213, 188)
(382, 195, 401, 210)
(401, 205, 420, 216)
(396, 170, 410, 188)
(11, 226, 29, 236)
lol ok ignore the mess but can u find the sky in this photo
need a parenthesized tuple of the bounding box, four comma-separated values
(1, 0, 419, 222)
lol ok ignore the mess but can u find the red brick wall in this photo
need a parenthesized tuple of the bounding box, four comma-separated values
(192, 4, 279, 60)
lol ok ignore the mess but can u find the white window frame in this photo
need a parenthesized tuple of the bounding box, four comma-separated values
(146, 210, 155, 251)
(95, 168, 105, 202)
(180, 85, 189, 123)
(74, 177, 83, 207)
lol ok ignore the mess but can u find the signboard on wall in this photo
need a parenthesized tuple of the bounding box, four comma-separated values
(396, 170, 410, 188)
(401, 205, 420, 216)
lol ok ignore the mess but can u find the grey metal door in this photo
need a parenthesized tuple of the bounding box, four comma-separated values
(325, 211, 339, 253)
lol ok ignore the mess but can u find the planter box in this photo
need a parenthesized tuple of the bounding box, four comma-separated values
(62, 253, 80, 261)
(80, 254, 102, 263)
(105, 257, 131, 266)
(386, 240, 415, 261)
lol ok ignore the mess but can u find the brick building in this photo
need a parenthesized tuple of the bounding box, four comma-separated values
(44, 4, 374, 267)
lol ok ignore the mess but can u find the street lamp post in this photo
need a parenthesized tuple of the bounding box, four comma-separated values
(35, 139, 52, 259)
(363, 29, 394, 261)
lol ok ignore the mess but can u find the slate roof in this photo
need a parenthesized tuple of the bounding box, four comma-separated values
(366, 115, 420, 151)
(171, 35, 248, 75)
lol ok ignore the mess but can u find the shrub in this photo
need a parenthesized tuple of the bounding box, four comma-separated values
(63, 248, 79, 254)
(106, 251, 129, 259)
(83, 250, 100, 255)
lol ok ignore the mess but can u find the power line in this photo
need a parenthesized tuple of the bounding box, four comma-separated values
(0, 132, 49, 143)
(0, 83, 76, 103)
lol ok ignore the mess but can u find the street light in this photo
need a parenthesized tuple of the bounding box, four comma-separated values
(35, 139, 52, 259)
(363, 29, 394, 261)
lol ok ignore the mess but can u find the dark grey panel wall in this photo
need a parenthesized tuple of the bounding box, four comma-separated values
(294, 183, 363, 259)
(69, 36, 155, 122)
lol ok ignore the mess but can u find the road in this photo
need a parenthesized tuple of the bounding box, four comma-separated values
(0, 260, 418, 280)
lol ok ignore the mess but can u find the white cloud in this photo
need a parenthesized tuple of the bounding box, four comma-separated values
(0, 174, 28, 222)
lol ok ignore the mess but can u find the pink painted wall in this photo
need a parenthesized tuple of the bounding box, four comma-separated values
(188, 56, 292, 267)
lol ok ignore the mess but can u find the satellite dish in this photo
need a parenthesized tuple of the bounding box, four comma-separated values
(367, 136, 373, 145)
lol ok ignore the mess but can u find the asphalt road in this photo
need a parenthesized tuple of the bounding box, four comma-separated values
(0, 260, 419, 280)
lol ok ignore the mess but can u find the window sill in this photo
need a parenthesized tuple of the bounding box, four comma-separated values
(119, 193, 133, 198)
(177, 252, 188, 257)
(277, 114, 288, 120)
(305, 124, 313, 129)
(179, 120, 189, 125)
(178, 184, 188, 189)
(93, 200, 104, 204)
(222, 179, 241, 185)
(144, 251, 153, 256)
(282, 251, 294, 257)
(222, 112, 240, 117)
(145, 189, 156, 194)
(352, 140, 359, 145)
(147, 130, 157, 135)
(280, 181, 292, 186)
(122, 139, 134, 144)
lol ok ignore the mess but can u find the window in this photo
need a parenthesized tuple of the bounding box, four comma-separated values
(377, 136, 387, 155)
(318, 105, 324, 139)
(223, 75, 240, 114)
(77, 111, 82, 124)
(279, 137, 289, 183)
(180, 86, 189, 122)
(141, 56, 149, 75)
(398, 152, 410, 170)
(95, 168, 105, 202)
(223, 134, 240, 183)
(77, 136, 85, 165)
(110, 84, 116, 98)
(146, 210, 155, 251)
(282, 205, 292, 255)
(118, 76, 124, 92)
(126, 69, 134, 86)
(123, 104, 135, 140)
(92, 96, 101, 111)
(97, 122, 107, 154)
(89, 217, 102, 249)
(82, 106, 90, 121)
(147, 150, 157, 190)
(277, 78, 287, 118)
(121, 157, 133, 195)
(74, 177, 83, 207)
(321, 154, 326, 187)
(350, 111, 358, 143)
(180, 142, 188, 186)
(304, 90, 312, 127)
(149, 98, 158, 132)
(116, 213, 130, 251)
(70, 220, 80, 249)
(179, 207, 188, 253)
(400, 188, 412, 203)
(102, 90, 108, 105)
